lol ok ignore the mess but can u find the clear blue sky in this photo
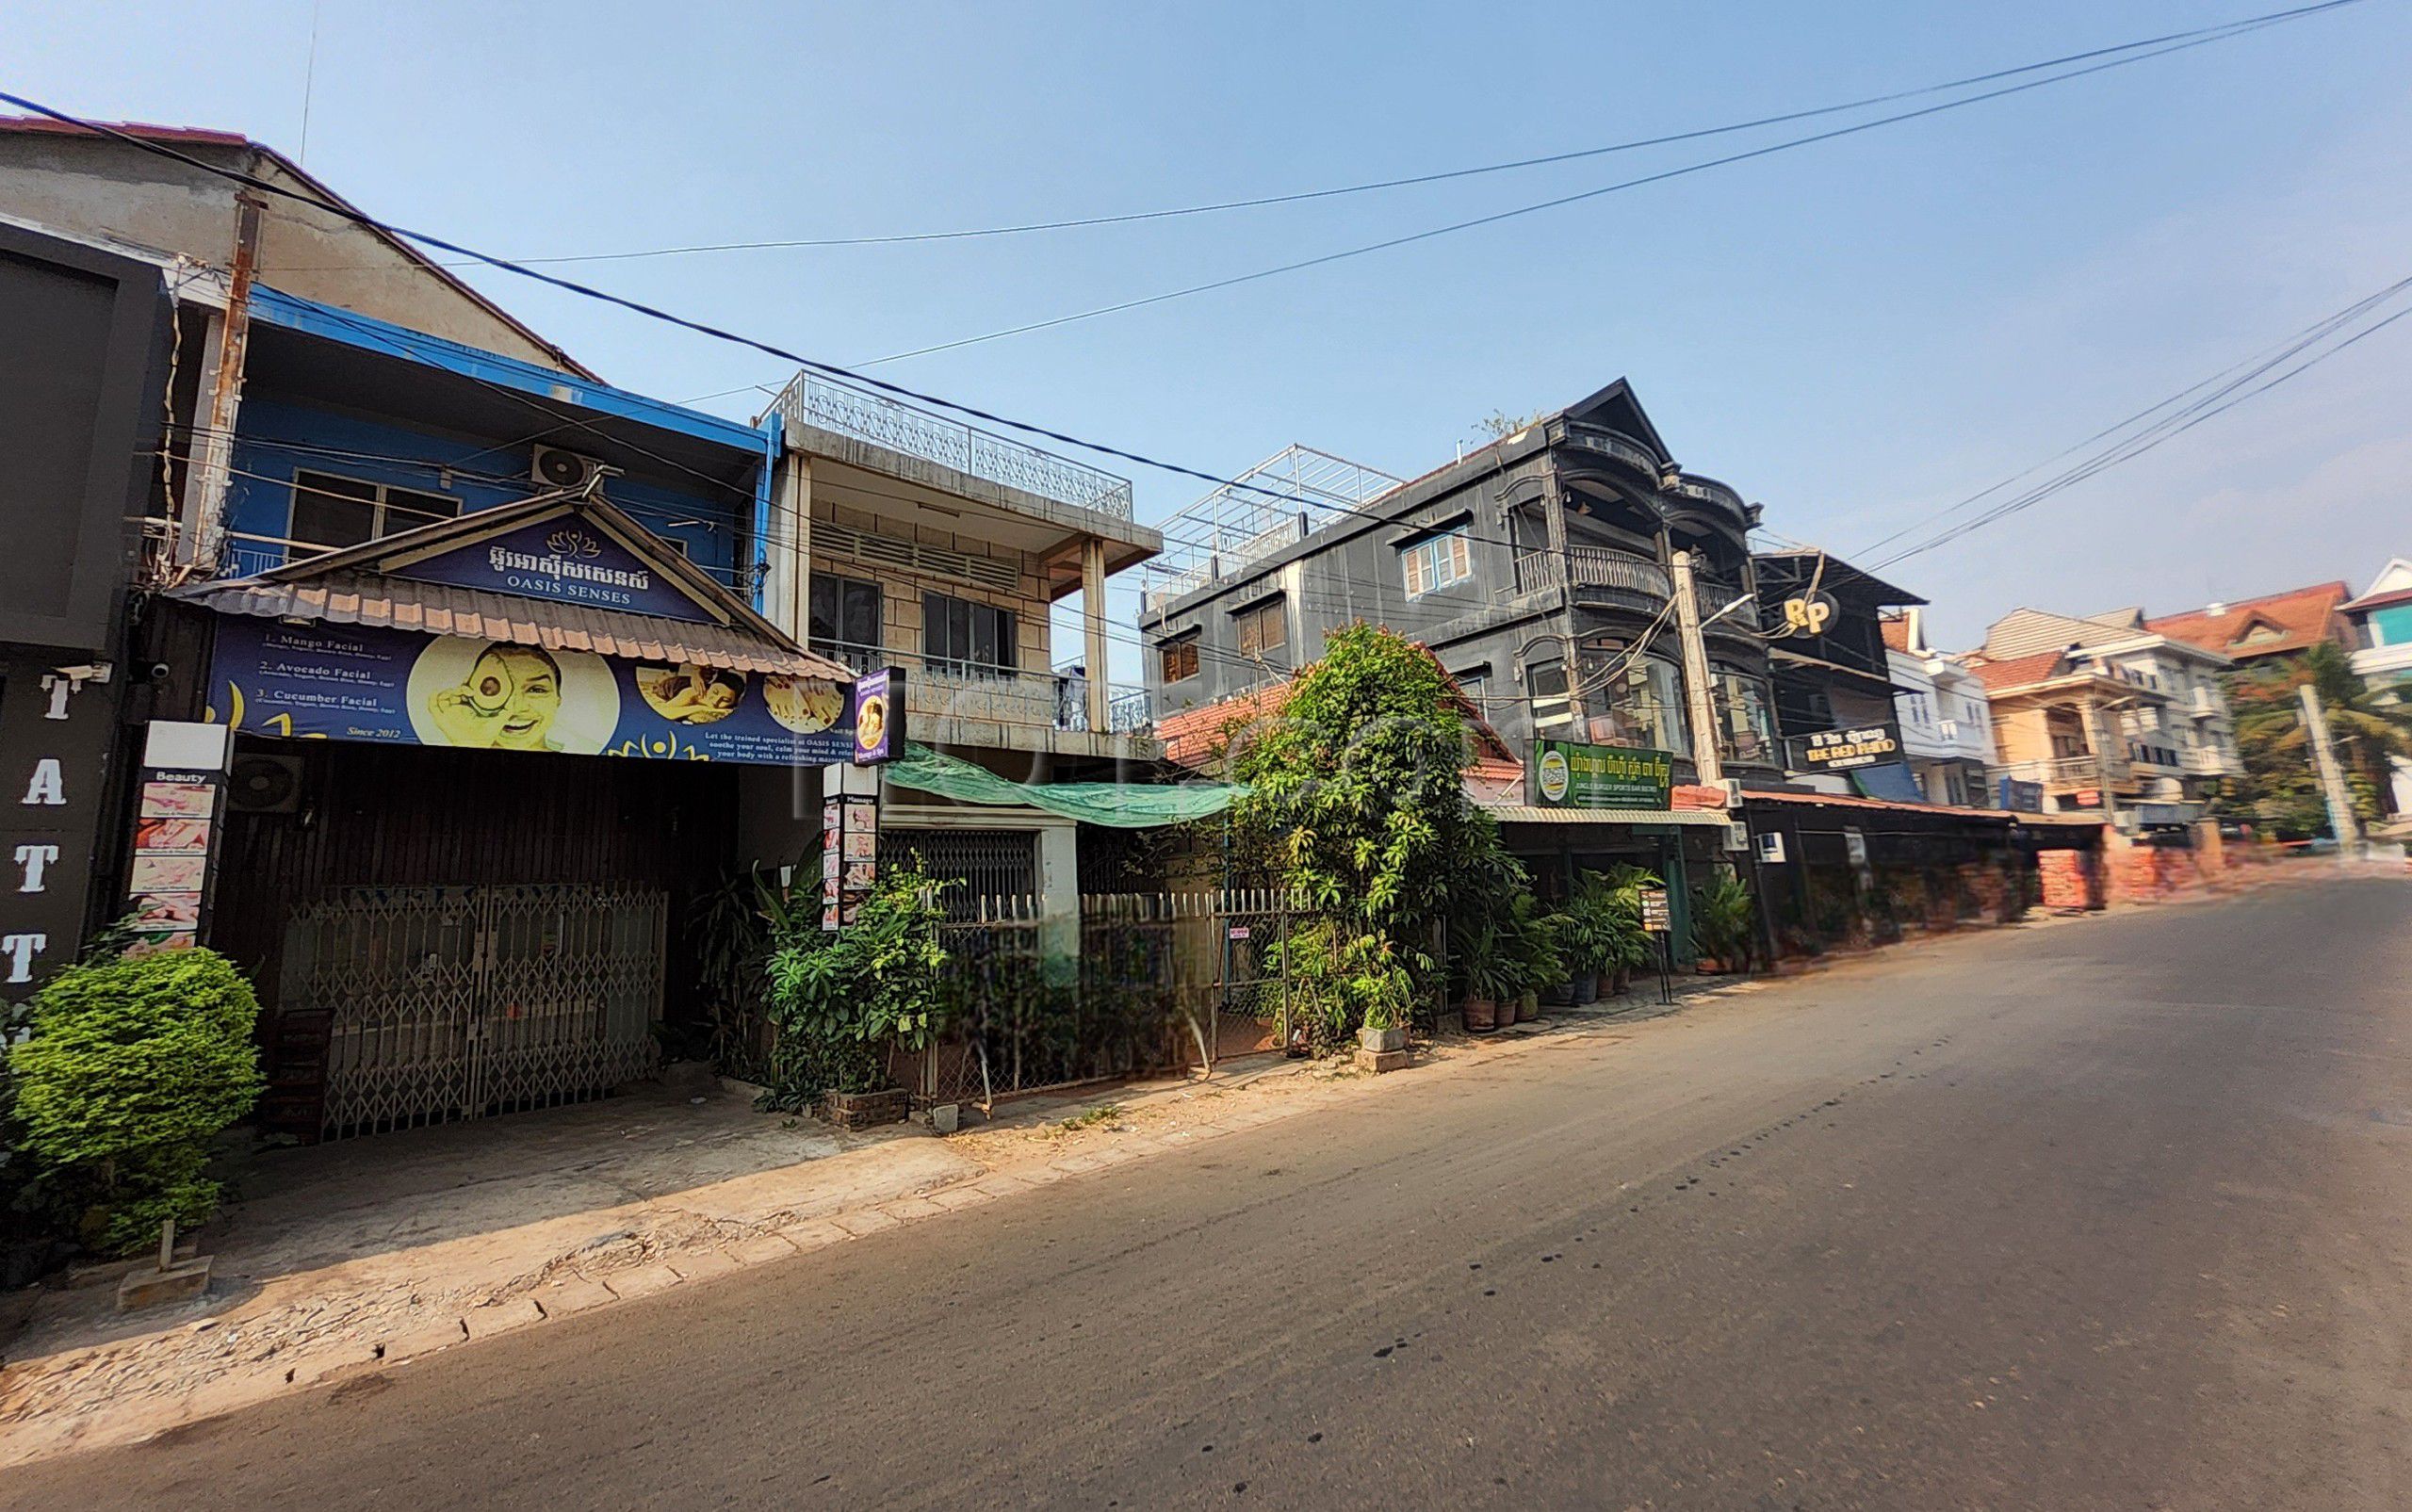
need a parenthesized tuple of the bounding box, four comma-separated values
(18, 1, 2411, 668)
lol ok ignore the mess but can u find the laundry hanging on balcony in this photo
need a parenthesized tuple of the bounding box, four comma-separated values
(882, 743, 1246, 827)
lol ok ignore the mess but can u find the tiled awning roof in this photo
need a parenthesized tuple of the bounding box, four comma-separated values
(176, 568, 850, 680)
(1481, 805, 1732, 827)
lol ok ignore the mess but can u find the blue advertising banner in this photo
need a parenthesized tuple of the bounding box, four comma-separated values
(392, 515, 719, 624)
(206, 617, 856, 766)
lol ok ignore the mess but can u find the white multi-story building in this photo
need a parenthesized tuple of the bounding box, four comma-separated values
(1882, 610, 1996, 807)
(2340, 558, 2412, 815)
(1976, 606, 2241, 825)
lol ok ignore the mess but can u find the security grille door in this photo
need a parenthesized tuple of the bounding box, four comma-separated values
(284, 883, 665, 1138)
(881, 828, 1039, 913)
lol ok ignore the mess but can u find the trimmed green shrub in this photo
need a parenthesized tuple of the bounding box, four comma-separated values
(8, 948, 264, 1255)
(760, 864, 953, 1109)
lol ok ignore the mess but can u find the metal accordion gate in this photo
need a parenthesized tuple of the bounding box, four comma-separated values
(280, 883, 667, 1139)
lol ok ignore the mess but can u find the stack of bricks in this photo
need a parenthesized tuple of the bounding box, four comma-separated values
(2036, 850, 2101, 911)
(2110, 844, 2199, 904)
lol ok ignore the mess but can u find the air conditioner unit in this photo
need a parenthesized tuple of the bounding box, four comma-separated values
(227, 753, 304, 814)
(530, 445, 607, 491)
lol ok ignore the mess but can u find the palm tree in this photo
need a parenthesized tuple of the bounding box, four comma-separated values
(2227, 642, 2412, 821)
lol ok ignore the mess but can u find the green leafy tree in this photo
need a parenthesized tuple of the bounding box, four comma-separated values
(1233, 625, 1509, 1003)
(8, 948, 264, 1256)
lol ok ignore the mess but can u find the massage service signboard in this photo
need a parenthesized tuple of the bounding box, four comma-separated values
(206, 617, 858, 767)
(395, 518, 718, 623)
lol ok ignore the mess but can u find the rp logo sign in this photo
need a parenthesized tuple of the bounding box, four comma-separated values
(1778, 592, 1838, 638)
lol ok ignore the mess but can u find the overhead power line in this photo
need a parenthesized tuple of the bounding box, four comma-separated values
(857, 2, 2358, 367)
(325, 2, 2355, 268)
(1862, 274, 2412, 570)
(0, 0, 2369, 591)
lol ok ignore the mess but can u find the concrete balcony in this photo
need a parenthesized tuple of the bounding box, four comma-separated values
(1990, 755, 2134, 792)
(818, 642, 1159, 762)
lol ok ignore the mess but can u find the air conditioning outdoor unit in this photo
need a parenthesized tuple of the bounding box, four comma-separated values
(530, 445, 607, 491)
(227, 753, 305, 814)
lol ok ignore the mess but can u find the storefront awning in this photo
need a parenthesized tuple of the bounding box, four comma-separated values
(1482, 805, 1732, 828)
(174, 489, 846, 681)
(181, 566, 840, 678)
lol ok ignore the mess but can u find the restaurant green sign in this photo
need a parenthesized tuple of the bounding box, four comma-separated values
(1527, 740, 1675, 810)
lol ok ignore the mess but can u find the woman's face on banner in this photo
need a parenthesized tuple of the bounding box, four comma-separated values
(471, 647, 562, 749)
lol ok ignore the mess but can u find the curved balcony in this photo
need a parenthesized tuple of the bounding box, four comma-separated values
(1514, 547, 1675, 615)
(1559, 421, 1667, 483)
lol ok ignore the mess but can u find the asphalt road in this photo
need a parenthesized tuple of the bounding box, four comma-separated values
(24, 877, 2412, 1510)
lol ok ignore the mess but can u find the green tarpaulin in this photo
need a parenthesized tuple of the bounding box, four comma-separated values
(881, 743, 1247, 828)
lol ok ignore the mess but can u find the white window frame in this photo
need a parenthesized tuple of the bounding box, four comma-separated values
(1400, 529, 1473, 597)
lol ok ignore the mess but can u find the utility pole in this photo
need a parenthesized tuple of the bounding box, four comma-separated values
(2298, 682, 2364, 856)
(1669, 550, 1723, 787)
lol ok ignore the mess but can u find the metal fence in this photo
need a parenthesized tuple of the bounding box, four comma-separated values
(903, 889, 1304, 1111)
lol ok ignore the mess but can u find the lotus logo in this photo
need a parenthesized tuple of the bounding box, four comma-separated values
(544, 529, 603, 560)
(1538, 748, 1571, 802)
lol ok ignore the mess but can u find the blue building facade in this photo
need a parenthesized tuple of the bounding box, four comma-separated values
(217, 287, 776, 597)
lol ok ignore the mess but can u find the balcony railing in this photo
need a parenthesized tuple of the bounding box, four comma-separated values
(773, 372, 1135, 522)
(1512, 546, 1676, 603)
(2181, 747, 2235, 774)
(1989, 756, 2131, 790)
(816, 641, 1152, 742)
(1693, 574, 1760, 633)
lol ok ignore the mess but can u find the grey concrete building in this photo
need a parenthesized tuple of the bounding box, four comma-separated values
(1141, 381, 1783, 788)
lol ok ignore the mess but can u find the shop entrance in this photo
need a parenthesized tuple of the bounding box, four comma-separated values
(281, 883, 666, 1139)
(211, 738, 734, 1141)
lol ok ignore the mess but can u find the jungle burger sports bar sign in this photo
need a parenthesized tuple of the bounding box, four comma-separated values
(1527, 739, 1676, 810)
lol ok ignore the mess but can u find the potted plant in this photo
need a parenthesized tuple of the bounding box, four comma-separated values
(1557, 871, 1640, 1003)
(1689, 870, 1758, 975)
(1449, 918, 1508, 1032)
(1500, 893, 1564, 1024)
(762, 864, 952, 1128)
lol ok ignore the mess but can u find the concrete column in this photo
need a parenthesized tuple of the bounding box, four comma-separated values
(1037, 819, 1080, 979)
(1081, 536, 1111, 733)
(763, 451, 812, 642)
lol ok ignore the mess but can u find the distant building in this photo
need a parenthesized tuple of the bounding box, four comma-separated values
(2143, 581, 2355, 669)
(2339, 558, 2412, 815)
(1882, 610, 1996, 807)
(1968, 607, 2241, 830)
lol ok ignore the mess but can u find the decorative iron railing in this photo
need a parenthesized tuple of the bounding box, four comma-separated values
(774, 372, 1134, 521)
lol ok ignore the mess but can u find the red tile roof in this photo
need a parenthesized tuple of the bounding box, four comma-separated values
(2341, 583, 2412, 615)
(1739, 788, 2016, 821)
(0, 117, 250, 147)
(1879, 614, 1914, 653)
(2144, 581, 2349, 661)
(1964, 650, 2072, 693)
(1154, 655, 1518, 772)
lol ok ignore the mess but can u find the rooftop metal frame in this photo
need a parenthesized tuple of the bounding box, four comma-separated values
(1140, 443, 1407, 612)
